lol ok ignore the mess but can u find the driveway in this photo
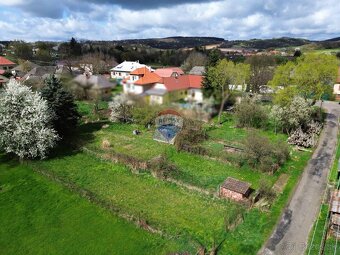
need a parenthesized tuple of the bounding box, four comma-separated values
(260, 101, 340, 255)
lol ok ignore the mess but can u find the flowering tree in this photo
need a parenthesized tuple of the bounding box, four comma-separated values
(109, 94, 134, 123)
(0, 80, 58, 159)
(270, 96, 311, 134)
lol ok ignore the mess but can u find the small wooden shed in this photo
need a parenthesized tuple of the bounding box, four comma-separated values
(330, 190, 340, 237)
(220, 177, 251, 202)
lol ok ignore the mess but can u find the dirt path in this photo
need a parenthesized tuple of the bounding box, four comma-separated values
(260, 101, 340, 255)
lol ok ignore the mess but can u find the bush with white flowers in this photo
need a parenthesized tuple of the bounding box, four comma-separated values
(0, 80, 58, 159)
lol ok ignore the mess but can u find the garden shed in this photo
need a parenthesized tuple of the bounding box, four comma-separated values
(220, 177, 251, 202)
(330, 190, 340, 237)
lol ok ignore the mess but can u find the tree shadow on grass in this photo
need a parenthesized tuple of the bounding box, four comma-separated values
(47, 121, 109, 159)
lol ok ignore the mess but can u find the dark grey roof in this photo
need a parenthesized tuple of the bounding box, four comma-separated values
(331, 191, 340, 214)
(73, 74, 115, 89)
(13, 61, 39, 73)
(22, 66, 56, 80)
(222, 177, 251, 195)
(189, 66, 206, 75)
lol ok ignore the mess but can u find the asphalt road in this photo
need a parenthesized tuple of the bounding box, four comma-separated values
(260, 101, 340, 255)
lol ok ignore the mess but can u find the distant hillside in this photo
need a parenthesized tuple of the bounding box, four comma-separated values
(113, 36, 225, 49)
(110, 36, 315, 50)
(324, 37, 340, 42)
(221, 37, 312, 49)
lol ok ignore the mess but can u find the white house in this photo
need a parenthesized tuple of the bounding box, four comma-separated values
(110, 61, 152, 79)
(122, 67, 161, 95)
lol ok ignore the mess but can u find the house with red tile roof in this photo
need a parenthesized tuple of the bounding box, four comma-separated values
(145, 75, 204, 105)
(122, 67, 162, 95)
(154, 67, 184, 78)
(0, 56, 15, 71)
(121, 65, 204, 104)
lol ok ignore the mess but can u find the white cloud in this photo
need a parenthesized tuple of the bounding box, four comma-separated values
(0, 0, 339, 41)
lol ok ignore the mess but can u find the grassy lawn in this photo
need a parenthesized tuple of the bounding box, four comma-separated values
(85, 119, 307, 191)
(33, 152, 241, 247)
(0, 155, 187, 255)
(0, 105, 314, 254)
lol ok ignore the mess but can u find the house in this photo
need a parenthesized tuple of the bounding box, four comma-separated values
(330, 190, 340, 237)
(12, 60, 40, 78)
(189, 66, 206, 76)
(154, 67, 184, 78)
(22, 66, 57, 89)
(146, 75, 204, 105)
(219, 177, 251, 201)
(73, 74, 116, 100)
(333, 67, 340, 100)
(110, 61, 151, 79)
(0, 56, 15, 71)
(122, 67, 161, 95)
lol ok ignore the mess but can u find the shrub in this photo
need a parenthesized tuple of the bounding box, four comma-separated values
(258, 178, 276, 202)
(148, 154, 178, 179)
(234, 97, 268, 128)
(132, 104, 160, 127)
(242, 131, 289, 173)
(175, 119, 208, 154)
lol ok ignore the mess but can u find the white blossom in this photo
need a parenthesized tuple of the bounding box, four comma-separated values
(0, 80, 58, 159)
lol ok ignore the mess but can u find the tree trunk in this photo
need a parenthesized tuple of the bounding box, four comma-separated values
(217, 94, 230, 124)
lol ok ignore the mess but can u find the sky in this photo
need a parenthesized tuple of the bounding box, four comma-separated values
(0, 0, 339, 42)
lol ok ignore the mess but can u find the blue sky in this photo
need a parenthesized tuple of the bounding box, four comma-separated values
(0, 0, 339, 41)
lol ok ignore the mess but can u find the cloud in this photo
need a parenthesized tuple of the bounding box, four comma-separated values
(0, 0, 339, 41)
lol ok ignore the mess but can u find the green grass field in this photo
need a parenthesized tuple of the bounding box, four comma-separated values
(0, 156, 188, 255)
(33, 152, 241, 247)
(0, 108, 314, 254)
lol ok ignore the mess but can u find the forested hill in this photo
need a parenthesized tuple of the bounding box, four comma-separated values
(110, 36, 225, 49)
(105, 36, 314, 50)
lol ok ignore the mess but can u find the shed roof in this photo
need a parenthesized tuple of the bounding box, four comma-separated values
(332, 214, 340, 225)
(331, 190, 340, 213)
(221, 177, 251, 195)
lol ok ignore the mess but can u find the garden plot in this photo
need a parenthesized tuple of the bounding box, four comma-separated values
(0, 156, 187, 255)
(34, 152, 244, 247)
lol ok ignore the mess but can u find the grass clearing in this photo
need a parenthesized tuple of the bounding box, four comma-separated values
(0, 156, 187, 255)
(33, 152, 242, 247)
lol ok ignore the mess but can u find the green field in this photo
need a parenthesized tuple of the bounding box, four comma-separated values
(0, 156, 188, 255)
(0, 109, 313, 254)
(33, 152, 241, 247)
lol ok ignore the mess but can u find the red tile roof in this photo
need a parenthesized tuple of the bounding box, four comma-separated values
(221, 177, 251, 195)
(154, 67, 184, 78)
(161, 75, 203, 91)
(0, 70, 5, 75)
(131, 67, 162, 85)
(0, 57, 15, 66)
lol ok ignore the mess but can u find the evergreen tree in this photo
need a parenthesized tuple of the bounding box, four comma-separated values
(40, 75, 80, 139)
